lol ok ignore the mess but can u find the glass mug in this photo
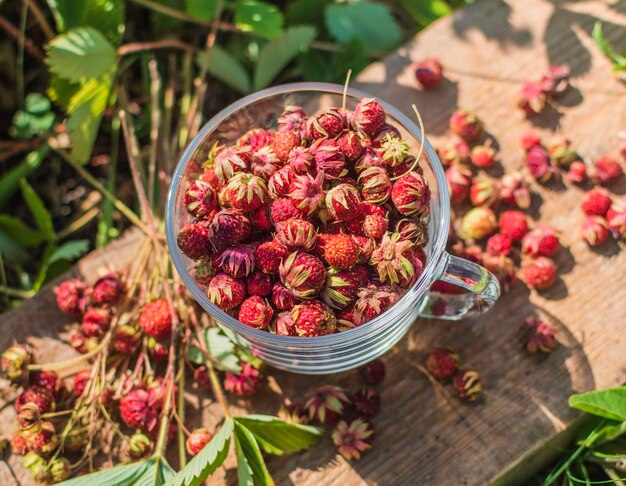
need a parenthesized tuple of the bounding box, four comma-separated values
(166, 83, 500, 375)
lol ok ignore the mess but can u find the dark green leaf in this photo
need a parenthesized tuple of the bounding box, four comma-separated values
(49, 0, 125, 45)
(325, 1, 401, 52)
(399, 0, 452, 27)
(25, 93, 52, 114)
(0, 228, 29, 265)
(46, 27, 117, 82)
(234, 422, 274, 486)
(569, 387, 626, 422)
(150, 0, 184, 33)
(0, 146, 49, 210)
(0, 215, 44, 247)
(57, 459, 151, 485)
(167, 417, 233, 486)
(197, 47, 251, 94)
(235, 0, 283, 39)
(47, 240, 89, 264)
(253, 26, 316, 90)
(188, 327, 241, 372)
(329, 39, 370, 82)
(47, 0, 85, 33)
(186, 0, 218, 21)
(19, 179, 55, 241)
(10, 94, 55, 140)
(235, 415, 322, 456)
(285, 0, 328, 30)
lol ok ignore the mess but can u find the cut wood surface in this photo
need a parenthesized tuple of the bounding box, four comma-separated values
(2, 0, 626, 484)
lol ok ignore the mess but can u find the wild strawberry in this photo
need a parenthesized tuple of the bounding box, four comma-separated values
(358, 166, 391, 204)
(461, 207, 497, 240)
(499, 171, 531, 209)
(320, 233, 359, 270)
(391, 171, 431, 216)
(23, 451, 52, 482)
(322, 270, 360, 309)
(332, 419, 374, 460)
(326, 184, 362, 222)
(581, 216, 610, 246)
(186, 428, 213, 456)
(128, 432, 153, 460)
(353, 285, 400, 325)
(200, 167, 220, 187)
(224, 363, 260, 396)
(352, 388, 381, 417)
(17, 402, 41, 430)
(450, 109, 484, 142)
(82, 307, 111, 337)
(292, 300, 336, 336)
(251, 146, 282, 180)
(607, 199, 626, 237)
(271, 311, 296, 336)
(287, 146, 314, 174)
(213, 145, 251, 184)
(177, 223, 211, 260)
(193, 256, 218, 285)
(55, 279, 89, 317)
(413, 58, 443, 88)
(272, 131, 299, 162)
(370, 232, 419, 286)
(289, 172, 325, 215)
(119, 388, 158, 431)
(113, 325, 141, 354)
(371, 124, 401, 148)
(567, 160, 587, 183)
(335, 306, 357, 331)
(426, 348, 459, 380)
(255, 240, 289, 274)
(268, 165, 296, 198)
(239, 296, 273, 330)
(469, 145, 494, 171)
(379, 135, 411, 168)
(278, 105, 308, 137)
(311, 139, 347, 179)
(517, 81, 547, 115)
(280, 252, 326, 298)
(246, 270, 273, 297)
(1, 344, 32, 382)
(546, 137, 576, 167)
(224, 173, 268, 211)
(29, 371, 61, 400)
(452, 242, 483, 264)
(183, 179, 217, 218)
(353, 98, 385, 135)
(217, 245, 255, 278)
(522, 225, 560, 257)
(338, 131, 366, 161)
(275, 219, 317, 251)
(355, 147, 384, 172)
(486, 233, 513, 256)
(140, 299, 173, 341)
(362, 214, 387, 240)
(469, 176, 498, 207)
(307, 108, 345, 140)
(27, 420, 59, 455)
(520, 130, 542, 150)
(250, 206, 272, 233)
(581, 187, 613, 216)
(395, 218, 429, 246)
(305, 385, 349, 423)
(521, 257, 557, 290)
(91, 273, 124, 306)
(208, 209, 251, 252)
(446, 164, 472, 205)
(207, 274, 246, 310)
(498, 210, 529, 241)
(11, 432, 29, 455)
(238, 129, 274, 151)
(72, 369, 90, 397)
(387, 156, 417, 179)
(519, 317, 557, 353)
(540, 64, 570, 95)
(270, 197, 303, 223)
(453, 369, 482, 401)
(359, 359, 386, 385)
(16, 386, 55, 413)
(349, 234, 374, 264)
(148, 338, 169, 362)
(482, 253, 516, 292)
(271, 283, 295, 310)
(526, 145, 554, 182)
(437, 138, 470, 167)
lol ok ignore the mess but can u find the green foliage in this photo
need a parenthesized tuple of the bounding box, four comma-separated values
(186, 0, 218, 20)
(593, 22, 626, 73)
(235, 0, 284, 39)
(0, 146, 49, 209)
(399, 0, 453, 27)
(569, 387, 626, 422)
(325, 1, 401, 52)
(58, 458, 174, 486)
(188, 327, 242, 372)
(0, 215, 45, 247)
(197, 46, 252, 94)
(234, 421, 274, 486)
(48, 0, 125, 45)
(10, 94, 55, 140)
(20, 179, 55, 242)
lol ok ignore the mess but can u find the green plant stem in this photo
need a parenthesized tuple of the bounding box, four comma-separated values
(207, 359, 231, 418)
(57, 206, 99, 239)
(118, 39, 195, 57)
(96, 115, 121, 248)
(50, 141, 151, 235)
(28, 341, 105, 371)
(177, 352, 186, 468)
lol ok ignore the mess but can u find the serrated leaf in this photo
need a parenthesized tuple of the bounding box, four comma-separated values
(0, 146, 49, 210)
(46, 27, 117, 82)
(188, 327, 241, 372)
(235, 415, 322, 456)
(197, 46, 251, 94)
(48, 75, 79, 110)
(235, 0, 283, 39)
(186, 0, 218, 20)
(57, 459, 151, 485)
(234, 422, 274, 486)
(48, 0, 125, 45)
(47, 239, 89, 264)
(569, 387, 626, 422)
(253, 26, 316, 91)
(0, 215, 44, 247)
(19, 179, 55, 241)
(134, 458, 176, 486)
(166, 418, 233, 486)
(325, 1, 401, 52)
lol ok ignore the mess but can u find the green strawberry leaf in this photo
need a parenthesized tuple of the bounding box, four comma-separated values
(234, 421, 274, 486)
(197, 46, 251, 94)
(569, 387, 626, 422)
(19, 178, 55, 241)
(57, 459, 152, 485)
(186, 0, 218, 21)
(235, 0, 284, 39)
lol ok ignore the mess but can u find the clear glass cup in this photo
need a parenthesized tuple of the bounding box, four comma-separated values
(166, 82, 500, 375)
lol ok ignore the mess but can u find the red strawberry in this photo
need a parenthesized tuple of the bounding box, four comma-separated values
(255, 240, 290, 275)
(207, 274, 246, 310)
(177, 223, 211, 260)
(139, 299, 173, 341)
(321, 233, 360, 270)
(279, 252, 326, 299)
(292, 300, 337, 337)
(238, 296, 274, 329)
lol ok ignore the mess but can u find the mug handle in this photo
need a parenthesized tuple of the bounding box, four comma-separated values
(419, 252, 500, 320)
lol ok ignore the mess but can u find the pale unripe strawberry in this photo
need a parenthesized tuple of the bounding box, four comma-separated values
(186, 428, 213, 456)
(449, 109, 484, 142)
